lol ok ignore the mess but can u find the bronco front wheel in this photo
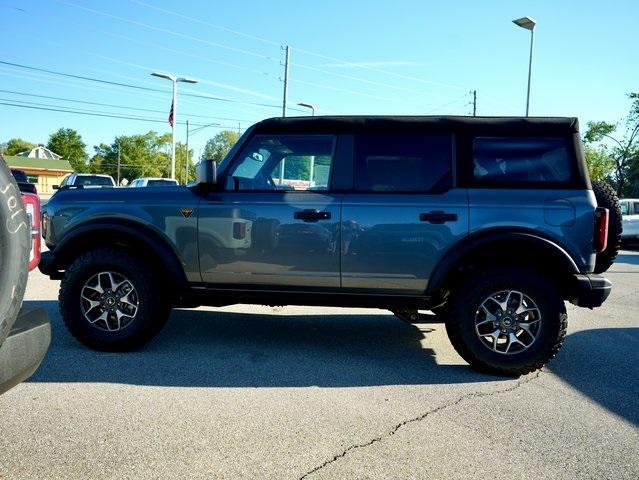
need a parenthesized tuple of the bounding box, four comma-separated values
(445, 267, 567, 376)
(59, 248, 170, 351)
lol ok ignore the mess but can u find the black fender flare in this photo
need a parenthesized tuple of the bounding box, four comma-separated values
(426, 230, 580, 295)
(43, 219, 187, 288)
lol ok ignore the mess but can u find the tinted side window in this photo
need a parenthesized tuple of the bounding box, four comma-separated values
(354, 134, 451, 193)
(473, 137, 571, 185)
(620, 202, 629, 215)
(227, 135, 335, 191)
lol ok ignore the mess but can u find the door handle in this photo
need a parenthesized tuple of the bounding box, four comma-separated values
(420, 211, 458, 224)
(294, 210, 331, 222)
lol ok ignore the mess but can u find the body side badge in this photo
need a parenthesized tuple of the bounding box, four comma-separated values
(180, 208, 194, 218)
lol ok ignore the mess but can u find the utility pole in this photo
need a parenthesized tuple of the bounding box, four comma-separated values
(473, 90, 477, 117)
(117, 141, 121, 186)
(281, 45, 290, 117)
(185, 120, 189, 185)
(238, 122, 241, 135)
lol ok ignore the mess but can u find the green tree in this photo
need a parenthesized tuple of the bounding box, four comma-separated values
(584, 92, 639, 195)
(174, 142, 196, 184)
(2, 138, 35, 156)
(90, 132, 171, 184)
(47, 128, 88, 172)
(584, 144, 614, 182)
(202, 130, 240, 164)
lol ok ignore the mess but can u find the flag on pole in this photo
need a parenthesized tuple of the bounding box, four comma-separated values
(168, 100, 174, 127)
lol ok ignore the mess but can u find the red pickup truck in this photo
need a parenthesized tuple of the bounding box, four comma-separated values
(0, 161, 50, 395)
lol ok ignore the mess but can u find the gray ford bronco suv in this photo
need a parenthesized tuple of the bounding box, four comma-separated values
(40, 116, 620, 376)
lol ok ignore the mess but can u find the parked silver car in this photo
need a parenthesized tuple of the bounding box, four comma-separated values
(620, 198, 639, 243)
(129, 177, 179, 187)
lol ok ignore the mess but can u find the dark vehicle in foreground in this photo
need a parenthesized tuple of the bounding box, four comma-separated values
(39, 116, 620, 375)
(10, 168, 37, 195)
(1, 158, 50, 395)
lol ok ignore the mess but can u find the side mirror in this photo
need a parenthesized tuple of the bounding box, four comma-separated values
(52, 185, 59, 190)
(196, 159, 217, 186)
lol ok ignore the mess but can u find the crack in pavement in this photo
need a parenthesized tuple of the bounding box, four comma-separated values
(298, 371, 543, 479)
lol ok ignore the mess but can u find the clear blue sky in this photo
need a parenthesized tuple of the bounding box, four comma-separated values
(0, 0, 637, 160)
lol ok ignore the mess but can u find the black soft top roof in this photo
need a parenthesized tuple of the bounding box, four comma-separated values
(252, 115, 580, 135)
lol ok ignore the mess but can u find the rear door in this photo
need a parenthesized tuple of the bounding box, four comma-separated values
(198, 134, 342, 288)
(341, 133, 469, 294)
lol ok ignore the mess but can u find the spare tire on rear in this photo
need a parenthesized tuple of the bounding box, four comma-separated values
(0, 156, 30, 346)
(592, 180, 622, 274)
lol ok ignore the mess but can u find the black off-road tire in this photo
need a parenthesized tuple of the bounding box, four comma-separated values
(592, 180, 622, 274)
(445, 267, 567, 376)
(0, 157, 30, 346)
(59, 248, 171, 351)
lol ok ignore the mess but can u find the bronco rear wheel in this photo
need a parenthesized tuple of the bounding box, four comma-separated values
(592, 180, 622, 274)
(445, 267, 567, 376)
(59, 248, 170, 351)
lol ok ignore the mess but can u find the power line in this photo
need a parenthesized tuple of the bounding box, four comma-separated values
(291, 61, 461, 102)
(53, 0, 470, 106)
(291, 77, 444, 108)
(55, 0, 279, 62)
(100, 31, 280, 79)
(0, 60, 164, 94)
(127, 0, 281, 47)
(293, 47, 467, 91)
(92, 53, 279, 102)
(0, 100, 238, 129)
(424, 94, 471, 114)
(0, 59, 304, 112)
(125, 0, 468, 93)
(0, 89, 257, 123)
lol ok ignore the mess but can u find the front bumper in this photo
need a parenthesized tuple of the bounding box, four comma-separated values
(0, 307, 51, 395)
(569, 274, 612, 309)
(38, 250, 64, 279)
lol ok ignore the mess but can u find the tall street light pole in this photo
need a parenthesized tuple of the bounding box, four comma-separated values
(151, 71, 198, 179)
(512, 17, 536, 117)
(297, 102, 316, 116)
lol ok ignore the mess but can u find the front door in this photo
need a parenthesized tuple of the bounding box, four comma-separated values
(198, 134, 341, 288)
(341, 132, 469, 294)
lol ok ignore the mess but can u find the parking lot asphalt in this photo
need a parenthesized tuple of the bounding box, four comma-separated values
(1, 252, 638, 479)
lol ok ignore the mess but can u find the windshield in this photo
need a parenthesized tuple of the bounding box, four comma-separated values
(146, 179, 178, 187)
(75, 176, 114, 186)
(11, 169, 28, 183)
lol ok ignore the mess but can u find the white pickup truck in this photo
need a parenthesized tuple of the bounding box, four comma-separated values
(620, 199, 639, 244)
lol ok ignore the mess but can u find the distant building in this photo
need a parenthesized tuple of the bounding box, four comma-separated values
(17, 144, 63, 160)
(4, 145, 73, 195)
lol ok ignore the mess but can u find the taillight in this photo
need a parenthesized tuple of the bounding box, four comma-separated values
(233, 221, 247, 240)
(21, 193, 41, 271)
(594, 207, 609, 253)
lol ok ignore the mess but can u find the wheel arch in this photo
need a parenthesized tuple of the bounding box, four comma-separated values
(427, 229, 580, 299)
(49, 219, 188, 290)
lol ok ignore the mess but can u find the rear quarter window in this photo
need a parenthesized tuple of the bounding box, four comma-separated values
(472, 137, 573, 187)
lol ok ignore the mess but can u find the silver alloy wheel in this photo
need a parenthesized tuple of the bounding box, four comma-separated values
(474, 289, 542, 355)
(80, 271, 139, 332)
